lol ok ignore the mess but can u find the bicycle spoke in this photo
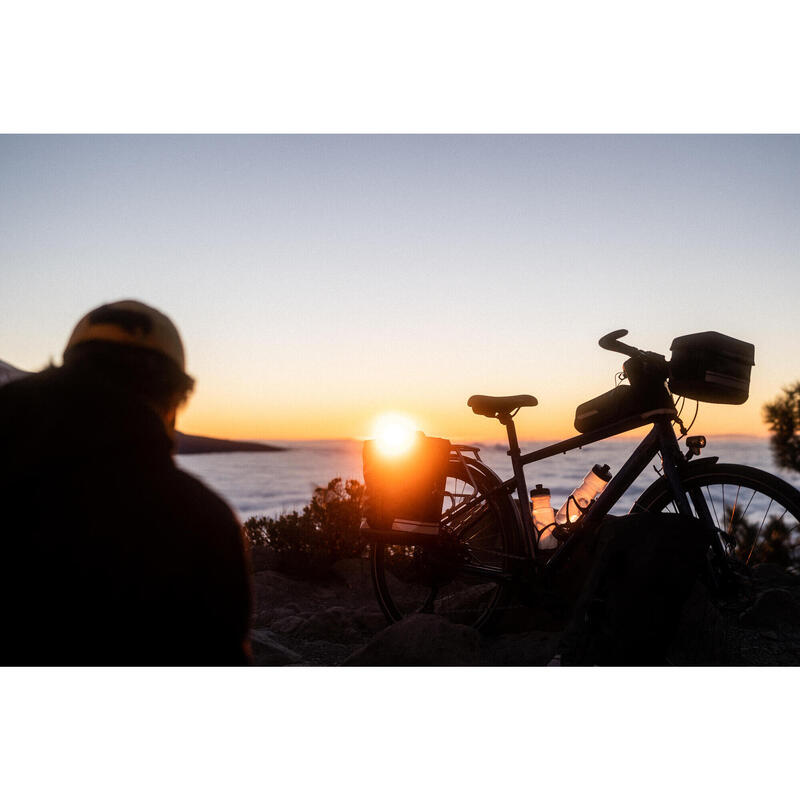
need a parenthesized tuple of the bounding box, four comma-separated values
(740, 488, 757, 521)
(728, 484, 741, 536)
(773, 507, 789, 526)
(704, 485, 721, 531)
(743, 498, 774, 566)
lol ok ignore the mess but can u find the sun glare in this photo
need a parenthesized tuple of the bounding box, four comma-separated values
(373, 413, 418, 456)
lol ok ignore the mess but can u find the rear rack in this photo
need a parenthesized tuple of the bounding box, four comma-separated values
(360, 518, 441, 546)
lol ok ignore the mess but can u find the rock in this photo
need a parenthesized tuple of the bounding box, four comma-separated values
(343, 614, 481, 666)
(252, 608, 273, 627)
(739, 589, 800, 629)
(481, 631, 557, 666)
(253, 602, 309, 628)
(252, 570, 315, 613)
(250, 629, 303, 666)
(295, 606, 359, 642)
(268, 604, 303, 620)
(351, 607, 389, 635)
(331, 558, 371, 586)
(270, 615, 306, 634)
(750, 563, 800, 587)
(296, 640, 356, 666)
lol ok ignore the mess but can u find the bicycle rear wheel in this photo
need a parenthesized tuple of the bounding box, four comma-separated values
(634, 462, 800, 572)
(370, 456, 522, 630)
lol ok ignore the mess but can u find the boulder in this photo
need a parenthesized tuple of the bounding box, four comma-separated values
(343, 614, 481, 666)
(739, 589, 800, 629)
(331, 558, 371, 586)
(351, 606, 389, 635)
(482, 631, 557, 666)
(250, 629, 303, 666)
(252, 570, 314, 612)
(295, 606, 360, 642)
(270, 615, 307, 634)
(750, 563, 800, 588)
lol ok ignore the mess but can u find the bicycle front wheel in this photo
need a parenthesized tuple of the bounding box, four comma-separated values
(634, 462, 800, 573)
(370, 456, 522, 630)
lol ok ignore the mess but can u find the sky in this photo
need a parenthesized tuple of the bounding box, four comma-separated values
(2, 134, 798, 442)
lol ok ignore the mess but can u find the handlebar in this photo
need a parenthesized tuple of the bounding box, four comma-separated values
(598, 330, 670, 382)
(598, 329, 640, 358)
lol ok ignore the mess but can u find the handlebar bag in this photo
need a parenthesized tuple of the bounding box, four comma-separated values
(668, 332, 754, 404)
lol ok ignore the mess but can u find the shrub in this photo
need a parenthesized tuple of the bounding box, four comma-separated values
(763, 382, 800, 474)
(243, 478, 367, 577)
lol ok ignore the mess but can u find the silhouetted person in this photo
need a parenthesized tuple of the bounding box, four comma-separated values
(0, 300, 252, 665)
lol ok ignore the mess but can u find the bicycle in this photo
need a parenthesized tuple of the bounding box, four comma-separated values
(364, 329, 800, 630)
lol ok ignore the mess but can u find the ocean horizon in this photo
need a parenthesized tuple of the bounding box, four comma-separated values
(176, 435, 798, 524)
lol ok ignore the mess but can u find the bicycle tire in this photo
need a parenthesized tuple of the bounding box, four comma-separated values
(370, 456, 524, 630)
(633, 462, 800, 572)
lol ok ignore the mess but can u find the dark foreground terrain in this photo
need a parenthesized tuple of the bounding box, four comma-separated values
(248, 555, 800, 666)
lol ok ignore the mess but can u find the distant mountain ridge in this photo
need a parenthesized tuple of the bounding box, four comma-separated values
(174, 432, 284, 454)
(0, 358, 283, 455)
(0, 359, 30, 386)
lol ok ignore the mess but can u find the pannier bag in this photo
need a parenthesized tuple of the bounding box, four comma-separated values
(668, 331, 755, 404)
(362, 433, 451, 530)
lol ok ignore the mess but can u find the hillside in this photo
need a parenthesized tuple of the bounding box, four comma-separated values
(174, 431, 285, 454)
(0, 359, 30, 386)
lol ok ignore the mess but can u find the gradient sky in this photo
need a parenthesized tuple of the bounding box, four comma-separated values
(2, 135, 798, 441)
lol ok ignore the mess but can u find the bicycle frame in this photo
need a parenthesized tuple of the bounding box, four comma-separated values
(494, 410, 717, 570)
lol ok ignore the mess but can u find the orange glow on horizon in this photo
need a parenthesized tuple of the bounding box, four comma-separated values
(177, 395, 771, 443)
(172, 318, 783, 446)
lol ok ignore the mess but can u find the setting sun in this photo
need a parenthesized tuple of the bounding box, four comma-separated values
(372, 413, 418, 456)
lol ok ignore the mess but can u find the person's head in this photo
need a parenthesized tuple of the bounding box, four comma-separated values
(62, 300, 195, 434)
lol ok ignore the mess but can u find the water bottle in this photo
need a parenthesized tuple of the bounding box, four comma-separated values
(555, 464, 612, 526)
(530, 484, 558, 550)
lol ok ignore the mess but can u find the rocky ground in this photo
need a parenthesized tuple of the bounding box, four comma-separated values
(667, 563, 800, 665)
(248, 555, 800, 667)
(248, 557, 557, 666)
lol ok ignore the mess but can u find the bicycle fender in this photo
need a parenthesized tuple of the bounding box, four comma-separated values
(681, 456, 719, 470)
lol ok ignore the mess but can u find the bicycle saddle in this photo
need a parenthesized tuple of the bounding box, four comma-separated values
(468, 394, 538, 417)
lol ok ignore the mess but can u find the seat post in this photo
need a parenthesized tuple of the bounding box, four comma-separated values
(498, 412, 520, 457)
(498, 412, 536, 553)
